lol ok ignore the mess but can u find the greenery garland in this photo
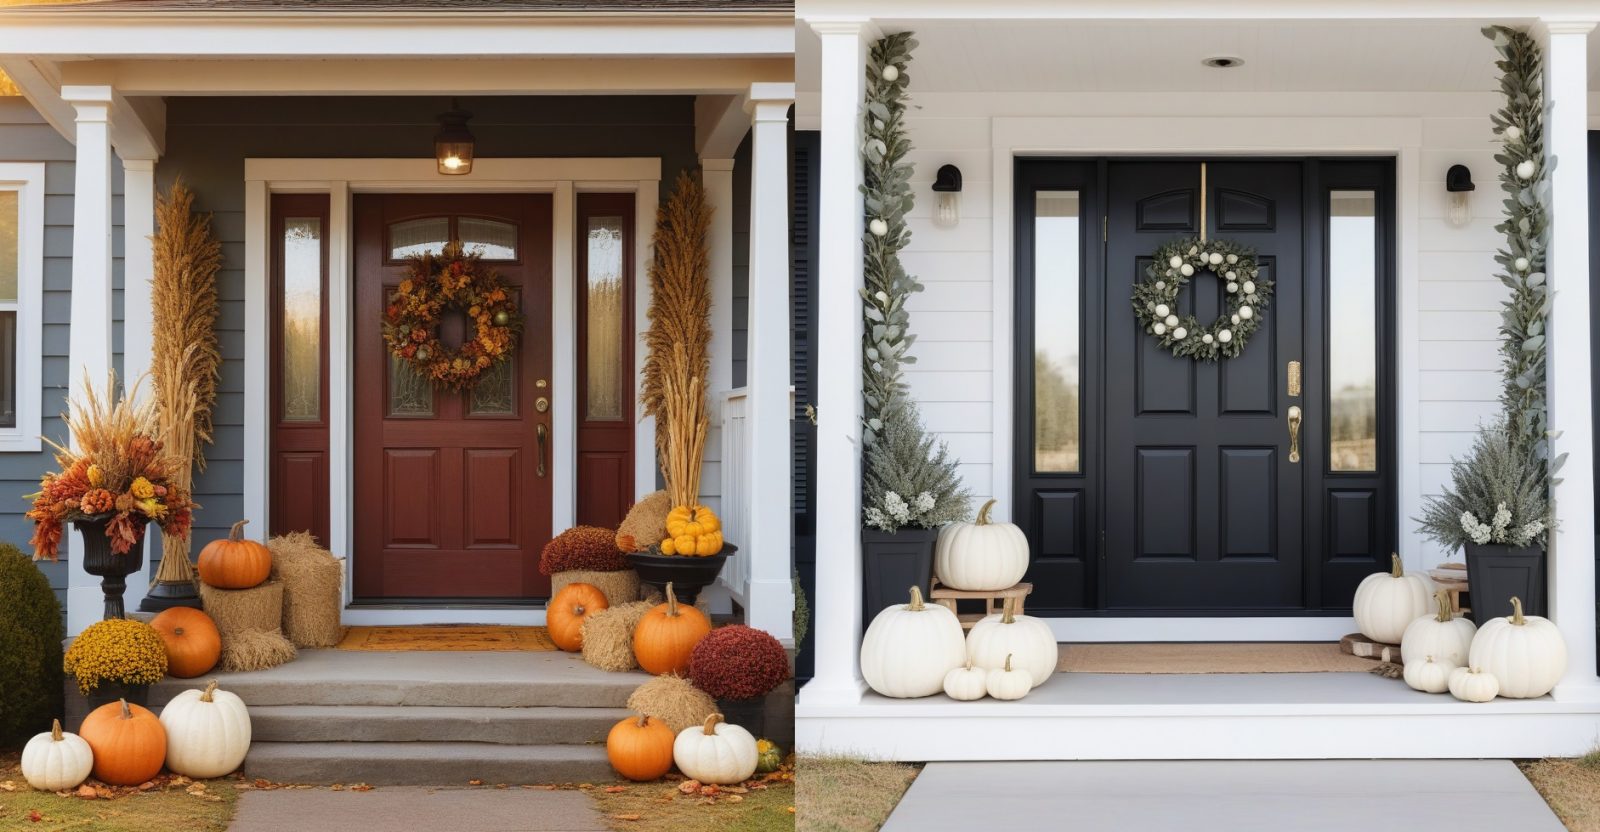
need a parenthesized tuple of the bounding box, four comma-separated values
(1131, 237, 1271, 361)
(1485, 26, 1557, 475)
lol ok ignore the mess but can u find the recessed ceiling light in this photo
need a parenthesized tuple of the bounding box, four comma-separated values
(1202, 56, 1246, 69)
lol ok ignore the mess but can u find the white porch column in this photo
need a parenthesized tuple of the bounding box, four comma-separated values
(1539, 19, 1599, 701)
(63, 85, 116, 636)
(743, 83, 795, 642)
(800, 19, 873, 707)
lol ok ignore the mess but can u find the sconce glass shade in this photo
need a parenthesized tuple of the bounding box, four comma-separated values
(934, 192, 960, 228)
(435, 106, 475, 175)
(1446, 191, 1472, 228)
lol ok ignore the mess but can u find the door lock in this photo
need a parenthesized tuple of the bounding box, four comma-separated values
(535, 397, 549, 413)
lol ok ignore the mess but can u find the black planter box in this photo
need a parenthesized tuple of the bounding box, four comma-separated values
(861, 527, 940, 630)
(1464, 542, 1546, 625)
(716, 680, 795, 751)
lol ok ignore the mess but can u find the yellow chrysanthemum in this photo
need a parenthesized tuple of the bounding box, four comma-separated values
(130, 476, 155, 499)
(138, 498, 167, 519)
(87, 464, 105, 487)
(63, 618, 168, 695)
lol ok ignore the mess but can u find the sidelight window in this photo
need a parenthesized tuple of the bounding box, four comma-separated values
(1328, 190, 1378, 472)
(583, 215, 627, 422)
(1032, 191, 1082, 473)
(280, 217, 323, 422)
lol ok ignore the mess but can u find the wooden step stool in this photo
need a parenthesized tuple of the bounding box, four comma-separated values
(1428, 562, 1470, 615)
(929, 578, 1033, 630)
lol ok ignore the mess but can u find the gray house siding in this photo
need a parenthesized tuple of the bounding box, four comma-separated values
(0, 96, 125, 623)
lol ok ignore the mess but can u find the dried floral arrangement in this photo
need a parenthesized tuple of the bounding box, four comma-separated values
(25, 373, 195, 561)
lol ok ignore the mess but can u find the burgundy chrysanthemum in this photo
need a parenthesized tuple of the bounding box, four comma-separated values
(688, 625, 791, 701)
(538, 526, 628, 575)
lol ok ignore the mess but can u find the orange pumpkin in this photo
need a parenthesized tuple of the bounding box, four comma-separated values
(197, 519, 272, 589)
(632, 582, 711, 675)
(548, 582, 608, 652)
(606, 713, 676, 781)
(150, 607, 222, 678)
(79, 699, 166, 786)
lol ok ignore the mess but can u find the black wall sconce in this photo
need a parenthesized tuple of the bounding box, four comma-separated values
(932, 164, 962, 227)
(1446, 164, 1474, 228)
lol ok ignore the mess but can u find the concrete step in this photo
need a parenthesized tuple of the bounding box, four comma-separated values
(251, 705, 630, 745)
(243, 741, 616, 786)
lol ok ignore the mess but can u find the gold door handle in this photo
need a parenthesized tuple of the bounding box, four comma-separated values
(536, 423, 548, 478)
(1287, 405, 1303, 464)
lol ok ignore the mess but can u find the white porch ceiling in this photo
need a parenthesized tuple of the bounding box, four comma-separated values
(797, 20, 1600, 93)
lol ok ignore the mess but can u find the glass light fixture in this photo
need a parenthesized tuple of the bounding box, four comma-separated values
(1445, 164, 1474, 228)
(932, 164, 962, 228)
(434, 101, 475, 176)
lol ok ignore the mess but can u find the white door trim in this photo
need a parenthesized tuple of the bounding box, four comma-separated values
(244, 157, 661, 625)
(990, 117, 1422, 642)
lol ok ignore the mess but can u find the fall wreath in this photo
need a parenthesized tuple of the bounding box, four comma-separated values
(383, 241, 521, 390)
(1131, 237, 1273, 361)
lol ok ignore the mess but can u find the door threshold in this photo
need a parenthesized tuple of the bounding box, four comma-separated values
(347, 601, 548, 610)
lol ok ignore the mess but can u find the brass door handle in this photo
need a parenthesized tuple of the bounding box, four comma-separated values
(536, 423, 548, 478)
(1287, 405, 1303, 464)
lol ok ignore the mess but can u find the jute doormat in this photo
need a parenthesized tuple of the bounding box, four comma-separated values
(336, 625, 558, 652)
(1057, 642, 1378, 674)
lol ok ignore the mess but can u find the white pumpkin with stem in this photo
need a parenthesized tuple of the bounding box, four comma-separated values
(943, 660, 989, 701)
(861, 585, 967, 699)
(966, 597, 1056, 689)
(1401, 655, 1454, 694)
(1352, 553, 1432, 644)
(673, 714, 758, 785)
(935, 499, 1030, 591)
(20, 719, 93, 792)
(1469, 596, 1567, 699)
(1400, 590, 1476, 667)
(985, 654, 1032, 701)
(159, 680, 252, 779)
(1448, 666, 1500, 703)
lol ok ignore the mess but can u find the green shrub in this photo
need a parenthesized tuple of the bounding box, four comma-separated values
(0, 543, 63, 748)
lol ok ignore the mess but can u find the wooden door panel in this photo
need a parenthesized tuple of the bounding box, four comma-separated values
(1135, 447, 1194, 559)
(464, 448, 521, 548)
(1220, 447, 1277, 558)
(383, 449, 441, 547)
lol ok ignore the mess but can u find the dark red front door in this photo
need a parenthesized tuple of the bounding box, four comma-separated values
(353, 194, 553, 601)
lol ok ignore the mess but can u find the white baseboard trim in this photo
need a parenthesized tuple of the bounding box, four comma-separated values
(1048, 617, 1357, 642)
(340, 608, 548, 627)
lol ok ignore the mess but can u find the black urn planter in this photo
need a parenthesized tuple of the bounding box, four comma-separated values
(139, 576, 204, 613)
(75, 515, 147, 620)
(861, 527, 940, 629)
(626, 547, 733, 605)
(1464, 543, 1546, 625)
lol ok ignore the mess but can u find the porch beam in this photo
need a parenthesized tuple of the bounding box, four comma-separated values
(62, 84, 119, 636)
(1538, 18, 1599, 701)
(800, 18, 875, 706)
(55, 58, 793, 97)
(742, 82, 795, 643)
(695, 95, 751, 160)
(0, 56, 75, 144)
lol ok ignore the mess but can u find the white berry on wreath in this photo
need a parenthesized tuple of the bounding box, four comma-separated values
(1219, 330, 1233, 343)
(1514, 257, 1530, 272)
(1165, 315, 1179, 327)
(1172, 327, 1187, 340)
(1155, 281, 1166, 290)
(1226, 282, 1238, 293)
(1515, 159, 1536, 180)
(1242, 280, 1256, 294)
(1202, 333, 1214, 344)
(869, 219, 889, 237)
(1180, 263, 1195, 276)
(1504, 125, 1522, 142)
(1226, 254, 1238, 264)
(1208, 253, 1223, 265)
(1239, 306, 1253, 320)
(1168, 256, 1183, 269)
(1153, 323, 1167, 335)
(1155, 303, 1170, 317)
(1231, 314, 1241, 325)
(882, 65, 900, 81)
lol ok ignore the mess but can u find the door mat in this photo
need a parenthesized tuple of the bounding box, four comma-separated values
(1057, 642, 1379, 674)
(336, 625, 558, 652)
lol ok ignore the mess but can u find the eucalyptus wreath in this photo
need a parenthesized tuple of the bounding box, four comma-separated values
(1131, 237, 1272, 361)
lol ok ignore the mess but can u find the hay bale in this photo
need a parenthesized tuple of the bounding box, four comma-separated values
(581, 600, 654, 672)
(200, 580, 285, 636)
(552, 570, 640, 608)
(616, 490, 671, 552)
(219, 628, 297, 672)
(626, 675, 717, 734)
(267, 532, 345, 648)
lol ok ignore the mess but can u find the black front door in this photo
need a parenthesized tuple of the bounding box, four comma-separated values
(1103, 161, 1303, 610)
(1014, 158, 1396, 615)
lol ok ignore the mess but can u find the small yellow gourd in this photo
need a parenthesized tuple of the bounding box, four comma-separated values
(659, 505, 725, 558)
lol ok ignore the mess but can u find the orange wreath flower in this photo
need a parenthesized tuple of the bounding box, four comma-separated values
(382, 241, 522, 391)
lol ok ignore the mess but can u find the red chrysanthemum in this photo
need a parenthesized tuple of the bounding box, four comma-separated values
(538, 526, 628, 575)
(688, 625, 791, 701)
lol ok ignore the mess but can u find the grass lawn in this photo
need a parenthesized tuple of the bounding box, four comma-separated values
(1521, 751, 1600, 832)
(0, 751, 240, 832)
(794, 756, 920, 832)
(588, 768, 795, 832)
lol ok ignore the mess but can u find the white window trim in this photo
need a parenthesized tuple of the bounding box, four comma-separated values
(0, 162, 45, 453)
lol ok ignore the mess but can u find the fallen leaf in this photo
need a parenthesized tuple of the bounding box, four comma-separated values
(330, 784, 344, 791)
(611, 814, 641, 822)
(0, 782, 15, 792)
(75, 785, 97, 800)
(678, 780, 701, 795)
(699, 785, 720, 797)
(495, 783, 508, 790)
(603, 786, 627, 794)
(137, 781, 156, 791)
(468, 779, 483, 786)
(724, 794, 744, 803)
(254, 779, 273, 789)
(350, 784, 373, 792)
(788, 806, 796, 814)
(28, 810, 42, 822)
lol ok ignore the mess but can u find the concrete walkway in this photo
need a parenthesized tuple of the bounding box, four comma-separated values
(227, 787, 609, 831)
(881, 760, 1565, 832)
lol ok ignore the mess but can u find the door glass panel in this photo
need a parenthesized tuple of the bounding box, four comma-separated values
(389, 217, 449, 260)
(281, 217, 322, 422)
(1033, 191, 1081, 474)
(459, 217, 517, 260)
(0, 190, 17, 301)
(469, 359, 516, 416)
(1329, 190, 1378, 472)
(0, 311, 14, 429)
(584, 216, 626, 422)
(388, 354, 435, 417)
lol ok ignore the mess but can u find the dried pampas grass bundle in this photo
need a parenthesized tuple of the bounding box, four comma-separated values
(580, 600, 655, 672)
(625, 675, 717, 734)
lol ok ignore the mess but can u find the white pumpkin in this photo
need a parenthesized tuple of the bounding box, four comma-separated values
(943, 660, 988, 701)
(966, 598, 1056, 689)
(1401, 655, 1454, 694)
(1448, 665, 1500, 703)
(20, 719, 93, 792)
(673, 714, 758, 785)
(934, 499, 1030, 591)
(159, 680, 252, 779)
(1352, 553, 1432, 644)
(1469, 596, 1567, 699)
(860, 585, 967, 699)
(1400, 590, 1476, 667)
(985, 654, 1032, 701)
